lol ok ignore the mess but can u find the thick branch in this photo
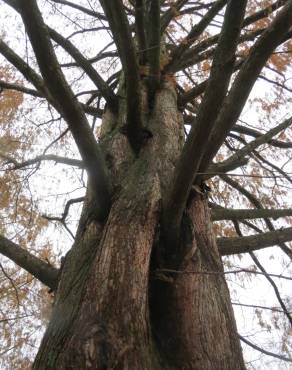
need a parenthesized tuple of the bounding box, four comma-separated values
(0, 38, 55, 104)
(175, 27, 264, 74)
(221, 175, 292, 258)
(135, 0, 147, 65)
(218, 227, 292, 255)
(164, 0, 247, 245)
(0, 235, 58, 291)
(0, 80, 41, 97)
(212, 208, 292, 221)
(7, 0, 111, 221)
(175, 0, 288, 73)
(99, 0, 142, 152)
(147, 0, 161, 98)
(231, 124, 292, 149)
(197, 0, 292, 172)
(211, 116, 292, 174)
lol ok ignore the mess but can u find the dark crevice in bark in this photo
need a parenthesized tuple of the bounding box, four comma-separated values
(150, 195, 246, 370)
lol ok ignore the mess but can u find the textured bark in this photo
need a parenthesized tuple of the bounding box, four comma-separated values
(33, 83, 245, 369)
(150, 196, 245, 370)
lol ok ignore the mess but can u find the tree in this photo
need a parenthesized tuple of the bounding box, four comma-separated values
(0, 0, 291, 368)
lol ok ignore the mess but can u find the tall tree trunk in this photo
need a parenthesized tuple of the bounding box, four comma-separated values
(33, 83, 245, 369)
(151, 195, 245, 370)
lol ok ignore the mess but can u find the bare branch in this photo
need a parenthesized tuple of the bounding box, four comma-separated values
(1, 154, 84, 170)
(242, 0, 289, 28)
(155, 268, 292, 281)
(164, 0, 247, 247)
(175, 26, 264, 74)
(232, 302, 290, 314)
(239, 335, 292, 363)
(48, 0, 107, 20)
(5, 0, 111, 221)
(218, 227, 292, 255)
(221, 175, 292, 258)
(135, 0, 147, 65)
(99, 0, 142, 152)
(211, 116, 292, 174)
(0, 235, 58, 291)
(165, 0, 227, 73)
(175, 0, 288, 73)
(0, 79, 41, 97)
(48, 27, 118, 112)
(211, 208, 292, 221)
(0, 38, 54, 104)
(160, 0, 189, 33)
(147, 0, 161, 99)
(43, 196, 85, 224)
(198, 0, 292, 172)
(0, 79, 102, 116)
(249, 251, 292, 325)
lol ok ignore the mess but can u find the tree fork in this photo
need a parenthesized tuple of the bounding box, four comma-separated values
(31, 85, 245, 369)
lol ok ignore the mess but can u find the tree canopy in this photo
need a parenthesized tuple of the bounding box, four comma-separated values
(0, 0, 291, 368)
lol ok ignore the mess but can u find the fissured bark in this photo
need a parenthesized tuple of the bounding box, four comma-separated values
(33, 83, 245, 369)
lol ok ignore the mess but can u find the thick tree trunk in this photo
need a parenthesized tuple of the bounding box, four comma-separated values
(33, 83, 245, 369)
(151, 196, 245, 370)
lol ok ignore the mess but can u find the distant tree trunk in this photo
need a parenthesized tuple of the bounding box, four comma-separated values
(33, 83, 246, 369)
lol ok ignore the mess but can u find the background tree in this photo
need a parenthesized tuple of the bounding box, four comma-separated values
(0, 0, 291, 369)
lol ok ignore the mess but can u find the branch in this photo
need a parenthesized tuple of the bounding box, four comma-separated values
(232, 302, 290, 314)
(218, 227, 292, 255)
(175, 0, 288, 73)
(6, 0, 111, 221)
(147, 0, 161, 99)
(0, 38, 55, 105)
(99, 0, 142, 152)
(175, 26, 264, 74)
(0, 235, 58, 291)
(155, 267, 292, 280)
(211, 116, 292, 174)
(241, 0, 289, 28)
(239, 335, 292, 363)
(221, 175, 292, 258)
(43, 196, 85, 224)
(0, 80, 41, 97)
(135, 0, 147, 65)
(197, 0, 292, 172)
(0, 79, 102, 117)
(206, 155, 248, 176)
(211, 208, 292, 221)
(165, 0, 227, 73)
(231, 124, 292, 149)
(1, 153, 84, 169)
(48, 27, 118, 112)
(164, 0, 247, 247)
(48, 0, 107, 20)
(160, 0, 189, 33)
(249, 251, 292, 326)
(232, 221, 292, 325)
